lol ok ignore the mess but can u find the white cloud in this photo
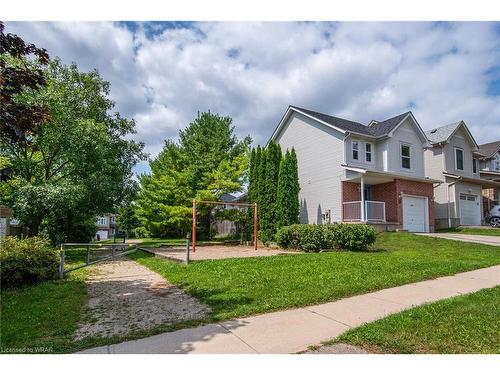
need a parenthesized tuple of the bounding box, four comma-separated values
(6, 21, 500, 175)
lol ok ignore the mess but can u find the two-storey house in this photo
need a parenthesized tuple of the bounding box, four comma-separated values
(477, 140, 500, 218)
(95, 214, 116, 240)
(270, 106, 440, 232)
(424, 122, 500, 228)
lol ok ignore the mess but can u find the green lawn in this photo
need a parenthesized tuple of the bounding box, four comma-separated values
(130, 232, 500, 321)
(437, 226, 500, 236)
(329, 286, 500, 353)
(0, 267, 89, 353)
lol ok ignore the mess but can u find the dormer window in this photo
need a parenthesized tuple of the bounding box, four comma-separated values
(455, 147, 464, 171)
(365, 143, 372, 162)
(401, 144, 411, 169)
(352, 141, 359, 160)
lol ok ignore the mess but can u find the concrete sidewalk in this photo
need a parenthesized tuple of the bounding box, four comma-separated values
(79, 265, 500, 354)
(416, 233, 500, 246)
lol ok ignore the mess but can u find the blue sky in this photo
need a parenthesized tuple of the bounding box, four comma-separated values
(6, 21, 500, 175)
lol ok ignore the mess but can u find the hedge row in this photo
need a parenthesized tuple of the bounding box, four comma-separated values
(0, 236, 59, 288)
(276, 224, 377, 252)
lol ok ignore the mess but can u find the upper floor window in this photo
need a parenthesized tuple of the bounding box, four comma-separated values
(472, 158, 478, 174)
(97, 217, 107, 225)
(494, 155, 500, 171)
(401, 144, 411, 169)
(455, 147, 464, 171)
(365, 143, 373, 162)
(352, 141, 359, 160)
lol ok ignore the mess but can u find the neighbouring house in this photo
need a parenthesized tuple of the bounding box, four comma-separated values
(424, 122, 500, 228)
(212, 193, 247, 236)
(0, 206, 12, 238)
(95, 214, 116, 240)
(270, 106, 440, 232)
(477, 140, 500, 218)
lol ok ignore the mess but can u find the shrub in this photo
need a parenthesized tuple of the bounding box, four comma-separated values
(134, 226, 149, 238)
(0, 236, 59, 288)
(331, 224, 377, 251)
(276, 224, 377, 252)
(276, 224, 333, 252)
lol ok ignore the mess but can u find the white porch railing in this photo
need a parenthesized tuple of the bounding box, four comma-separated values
(342, 201, 386, 222)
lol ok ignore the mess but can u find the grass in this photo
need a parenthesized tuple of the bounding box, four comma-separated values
(130, 232, 500, 321)
(328, 286, 500, 353)
(0, 266, 89, 353)
(437, 226, 500, 236)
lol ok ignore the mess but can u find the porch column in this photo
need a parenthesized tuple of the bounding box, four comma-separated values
(360, 175, 366, 222)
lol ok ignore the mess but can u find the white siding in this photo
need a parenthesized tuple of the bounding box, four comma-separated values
(275, 112, 345, 224)
(384, 118, 426, 177)
(442, 127, 476, 177)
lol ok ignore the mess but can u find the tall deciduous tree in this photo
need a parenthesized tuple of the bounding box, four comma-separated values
(0, 27, 145, 243)
(136, 112, 251, 238)
(0, 22, 49, 146)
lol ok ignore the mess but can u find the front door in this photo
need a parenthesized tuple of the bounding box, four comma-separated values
(364, 185, 374, 220)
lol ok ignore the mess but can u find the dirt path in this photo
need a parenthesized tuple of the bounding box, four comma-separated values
(75, 258, 210, 341)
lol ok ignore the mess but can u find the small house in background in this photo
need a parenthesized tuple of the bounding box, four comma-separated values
(0, 206, 13, 238)
(95, 214, 116, 241)
(213, 193, 247, 236)
(477, 140, 500, 218)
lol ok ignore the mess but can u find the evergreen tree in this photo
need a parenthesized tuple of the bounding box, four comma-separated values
(289, 148, 300, 224)
(260, 141, 281, 242)
(276, 150, 290, 228)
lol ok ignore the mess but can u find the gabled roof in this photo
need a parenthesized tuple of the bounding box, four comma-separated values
(425, 121, 479, 150)
(271, 106, 420, 143)
(368, 112, 412, 137)
(425, 122, 461, 144)
(290, 106, 412, 137)
(478, 140, 500, 159)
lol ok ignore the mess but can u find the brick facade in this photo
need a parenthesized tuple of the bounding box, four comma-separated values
(342, 179, 435, 231)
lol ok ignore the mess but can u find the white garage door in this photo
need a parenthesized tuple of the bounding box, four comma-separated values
(402, 196, 427, 232)
(459, 193, 481, 226)
(97, 230, 108, 240)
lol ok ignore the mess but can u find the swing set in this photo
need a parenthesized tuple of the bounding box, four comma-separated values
(191, 199, 258, 252)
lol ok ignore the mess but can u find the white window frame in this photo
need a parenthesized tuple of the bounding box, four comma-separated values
(400, 143, 412, 170)
(352, 140, 359, 161)
(365, 142, 373, 163)
(454, 147, 464, 171)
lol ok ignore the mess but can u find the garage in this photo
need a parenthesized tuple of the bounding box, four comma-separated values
(402, 195, 428, 232)
(96, 230, 108, 241)
(459, 193, 481, 226)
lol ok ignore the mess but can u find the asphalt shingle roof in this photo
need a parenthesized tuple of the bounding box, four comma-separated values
(290, 106, 410, 138)
(424, 122, 461, 144)
(478, 140, 500, 158)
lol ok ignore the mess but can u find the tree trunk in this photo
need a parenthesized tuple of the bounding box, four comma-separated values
(28, 215, 43, 237)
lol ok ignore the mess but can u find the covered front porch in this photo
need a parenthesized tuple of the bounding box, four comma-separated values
(341, 166, 439, 232)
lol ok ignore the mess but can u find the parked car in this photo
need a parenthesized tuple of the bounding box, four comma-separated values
(487, 205, 500, 227)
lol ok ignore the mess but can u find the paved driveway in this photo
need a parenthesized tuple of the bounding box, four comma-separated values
(416, 233, 500, 246)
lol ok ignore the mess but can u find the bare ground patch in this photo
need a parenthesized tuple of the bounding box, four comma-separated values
(74, 258, 210, 341)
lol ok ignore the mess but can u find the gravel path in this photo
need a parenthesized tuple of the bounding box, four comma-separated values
(75, 258, 210, 341)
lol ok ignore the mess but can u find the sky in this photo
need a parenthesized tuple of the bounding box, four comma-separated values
(6, 21, 500, 175)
